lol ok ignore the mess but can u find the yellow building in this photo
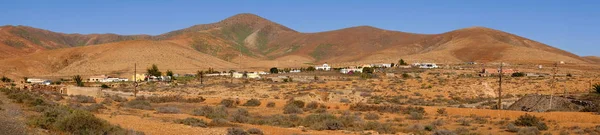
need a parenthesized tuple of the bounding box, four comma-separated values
(131, 74, 147, 82)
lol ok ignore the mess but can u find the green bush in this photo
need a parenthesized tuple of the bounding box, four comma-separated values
(175, 118, 207, 127)
(242, 99, 261, 107)
(514, 114, 548, 130)
(266, 102, 275, 108)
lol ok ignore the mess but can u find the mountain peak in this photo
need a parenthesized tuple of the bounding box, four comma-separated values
(219, 13, 271, 24)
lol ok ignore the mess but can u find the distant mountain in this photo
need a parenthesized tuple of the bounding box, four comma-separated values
(0, 25, 151, 59)
(0, 13, 593, 77)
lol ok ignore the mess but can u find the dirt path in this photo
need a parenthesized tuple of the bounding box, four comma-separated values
(0, 93, 30, 135)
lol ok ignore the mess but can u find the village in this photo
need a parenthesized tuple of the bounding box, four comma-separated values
(2, 58, 599, 135)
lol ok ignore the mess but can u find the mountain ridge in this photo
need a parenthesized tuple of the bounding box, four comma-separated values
(0, 13, 594, 77)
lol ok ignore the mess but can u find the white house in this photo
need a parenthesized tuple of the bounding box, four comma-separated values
(232, 72, 261, 79)
(88, 75, 108, 82)
(90, 75, 128, 82)
(418, 63, 439, 69)
(26, 78, 51, 85)
(315, 63, 331, 71)
(340, 68, 363, 74)
(370, 64, 392, 68)
(290, 69, 301, 73)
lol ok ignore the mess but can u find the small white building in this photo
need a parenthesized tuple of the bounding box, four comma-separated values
(340, 68, 363, 74)
(290, 69, 301, 73)
(88, 75, 108, 82)
(232, 72, 261, 79)
(26, 78, 51, 85)
(315, 63, 331, 71)
(90, 75, 128, 82)
(418, 63, 439, 69)
(371, 64, 392, 68)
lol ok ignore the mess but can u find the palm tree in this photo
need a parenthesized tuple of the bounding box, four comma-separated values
(197, 70, 204, 85)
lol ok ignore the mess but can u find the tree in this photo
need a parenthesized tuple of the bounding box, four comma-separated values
(1, 76, 11, 83)
(23, 77, 28, 83)
(197, 70, 204, 85)
(73, 75, 84, 87)
(208, 68, 215, 74)
(229, 70, 235, 83)
(270, 67, 279, 74)
(390, 63, 395, 68)
(363, 67, 374, 74)
(398, 59, 408, 65)
(242, 71, 248, 78)
(306, 66, 316, 72)
(147, 64, 162, 77)
(166, 70, 174, 77)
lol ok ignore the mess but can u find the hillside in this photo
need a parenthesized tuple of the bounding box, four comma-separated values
(584, 56, 600, 64)
(0, 40, 237, 78)
(0, 25, 151, 59)
(0, 13, 594, 77)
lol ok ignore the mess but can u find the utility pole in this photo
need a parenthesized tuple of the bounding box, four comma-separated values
(498, 62, 503, 110)
(552, 62, 558, 89)
(134, 63, 138, 97)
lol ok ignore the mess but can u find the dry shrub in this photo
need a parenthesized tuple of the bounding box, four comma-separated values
(69, 95, 96, 103)
(155, 106, 181, 114)
(123, 99, 152, 110)
(227, 127, 248, 135)
(242, 99, 261, 107)
(192, 105, 228, 119)
(364, 112, 380, 120)
(515, 114, 548, 130)
(221, 99, 238, 108)
(175, 117, 207, 127)
(266, 102, 275, 108)
(246, 128, 263, 135)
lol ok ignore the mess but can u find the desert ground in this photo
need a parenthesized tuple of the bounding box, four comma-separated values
(1, 63, 600, 135)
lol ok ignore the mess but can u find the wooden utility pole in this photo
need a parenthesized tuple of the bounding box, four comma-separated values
(552, 62, 558, 89)
(498, 62, 503, 110)
(134, 63, 138, 97)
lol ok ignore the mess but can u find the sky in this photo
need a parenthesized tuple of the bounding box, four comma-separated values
(0, 0, 598, 56)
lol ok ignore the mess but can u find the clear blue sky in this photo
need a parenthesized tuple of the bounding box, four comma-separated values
(1, 0, 598, 56)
